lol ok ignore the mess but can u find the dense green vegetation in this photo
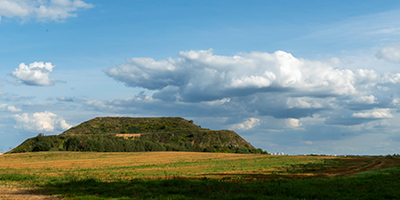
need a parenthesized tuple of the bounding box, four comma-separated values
(9, 117, 266, 154)
(61, 117, 203, 135)
(11, 134, 265, 154)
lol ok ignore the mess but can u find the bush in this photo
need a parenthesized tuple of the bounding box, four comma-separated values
(65, 136, 81, 151)
(32, 134, 52, 152)
(203, 146, 214, 152)
(164, 143, 187, 151)
(193, 144, 203, 152)
(236, 148, 250, 154)
(88, 138, 104, 152)
(185, 142, 193, 151)
(143, 141, 166, 151)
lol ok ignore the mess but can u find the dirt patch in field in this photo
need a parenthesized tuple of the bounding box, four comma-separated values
(115, 134, 141, 139)
(0, 185, 58, 200)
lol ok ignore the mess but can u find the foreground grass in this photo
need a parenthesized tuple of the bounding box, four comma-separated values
(1, 168, 400, 200)
(1, 152, 400, 199)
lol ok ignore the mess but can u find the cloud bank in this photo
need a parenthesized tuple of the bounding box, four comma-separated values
(11, 62, 58, 86)
(0, 0, 93, 22)
(104, 49, 400, 127)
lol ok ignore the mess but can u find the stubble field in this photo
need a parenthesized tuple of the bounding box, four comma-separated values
(0, 152, 399, 199)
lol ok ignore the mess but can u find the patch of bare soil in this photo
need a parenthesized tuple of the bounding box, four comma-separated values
(0, 186, 59, 200)
(115, 134, 141, 139)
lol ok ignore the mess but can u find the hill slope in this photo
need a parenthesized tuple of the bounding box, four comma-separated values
(61, 117, 203, 135)
(10, 117, 264, 154)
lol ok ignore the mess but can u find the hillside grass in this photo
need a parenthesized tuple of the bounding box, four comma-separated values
(61, 117, 203, 135)
(1, 152, 399, 199)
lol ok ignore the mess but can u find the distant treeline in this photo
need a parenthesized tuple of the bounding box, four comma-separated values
(11, 134, 268, 154)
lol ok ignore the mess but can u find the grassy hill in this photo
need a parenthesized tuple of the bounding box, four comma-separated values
(61, 117, 203, 135)
(9, 117, 264, 154)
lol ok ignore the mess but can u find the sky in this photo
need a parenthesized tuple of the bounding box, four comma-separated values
(1, 0, 400, 155)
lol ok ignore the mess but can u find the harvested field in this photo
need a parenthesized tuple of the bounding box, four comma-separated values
(1, 152, 398, 181)
(0, 185, 59, 200)
(0, 152, 399, 199)
(0, 152, 330, 180)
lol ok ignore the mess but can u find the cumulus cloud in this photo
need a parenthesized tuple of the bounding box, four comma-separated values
(285, 118, 302, 128)
(13, 111, 72, 132)
(352, 108, 393, 119)
(57, 96, 74, 102)
(231, 118, 260, 130)
(106, 49, 400, 102)
(0, 0, 93, 22)
(376, 44, 400, 63)
(11, 62, 57, 86)
(104, 49, 400, 126)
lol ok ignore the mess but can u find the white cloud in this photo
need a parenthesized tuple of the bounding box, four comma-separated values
(286, 97, 325, 109)
(352, 108, 393, 119)
(351, 95, 377, 104)
(105, 49, 376, 102)
(11, 62, 57, 86)
(201, 98, 230, 106)
(103, 49, 400, 126)
(231, 118, 260, 130)
(0, 104, 21, 112)
(13, 111, 72, 132)
(376, 44, 400, 63)
(285, 118, 302, 128)
(0, 0, 93, 22)
(57, 96, 74, 102)
(231, 73, 276, 88)
(305, 141, 313, 145)
(106, 49, 400, 104)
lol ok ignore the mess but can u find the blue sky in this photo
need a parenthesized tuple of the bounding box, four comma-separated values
(1, 0, 400, 155)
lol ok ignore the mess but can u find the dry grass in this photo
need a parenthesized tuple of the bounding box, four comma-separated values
(1, 152, 400, 200)
(0, 152, 329, 182)
(1, 152, 398, 184)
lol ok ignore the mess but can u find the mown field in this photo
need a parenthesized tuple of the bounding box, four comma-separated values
(0, 152, 400, 199)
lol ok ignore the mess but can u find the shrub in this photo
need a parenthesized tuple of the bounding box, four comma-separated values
(32, 134, 52, 152)
(65, 136, 80, 151)
(236, 148, 250, 154)
(164, 143, 187, 151)
(185, 142, 193, 151)
(203, 146, 214, 152)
